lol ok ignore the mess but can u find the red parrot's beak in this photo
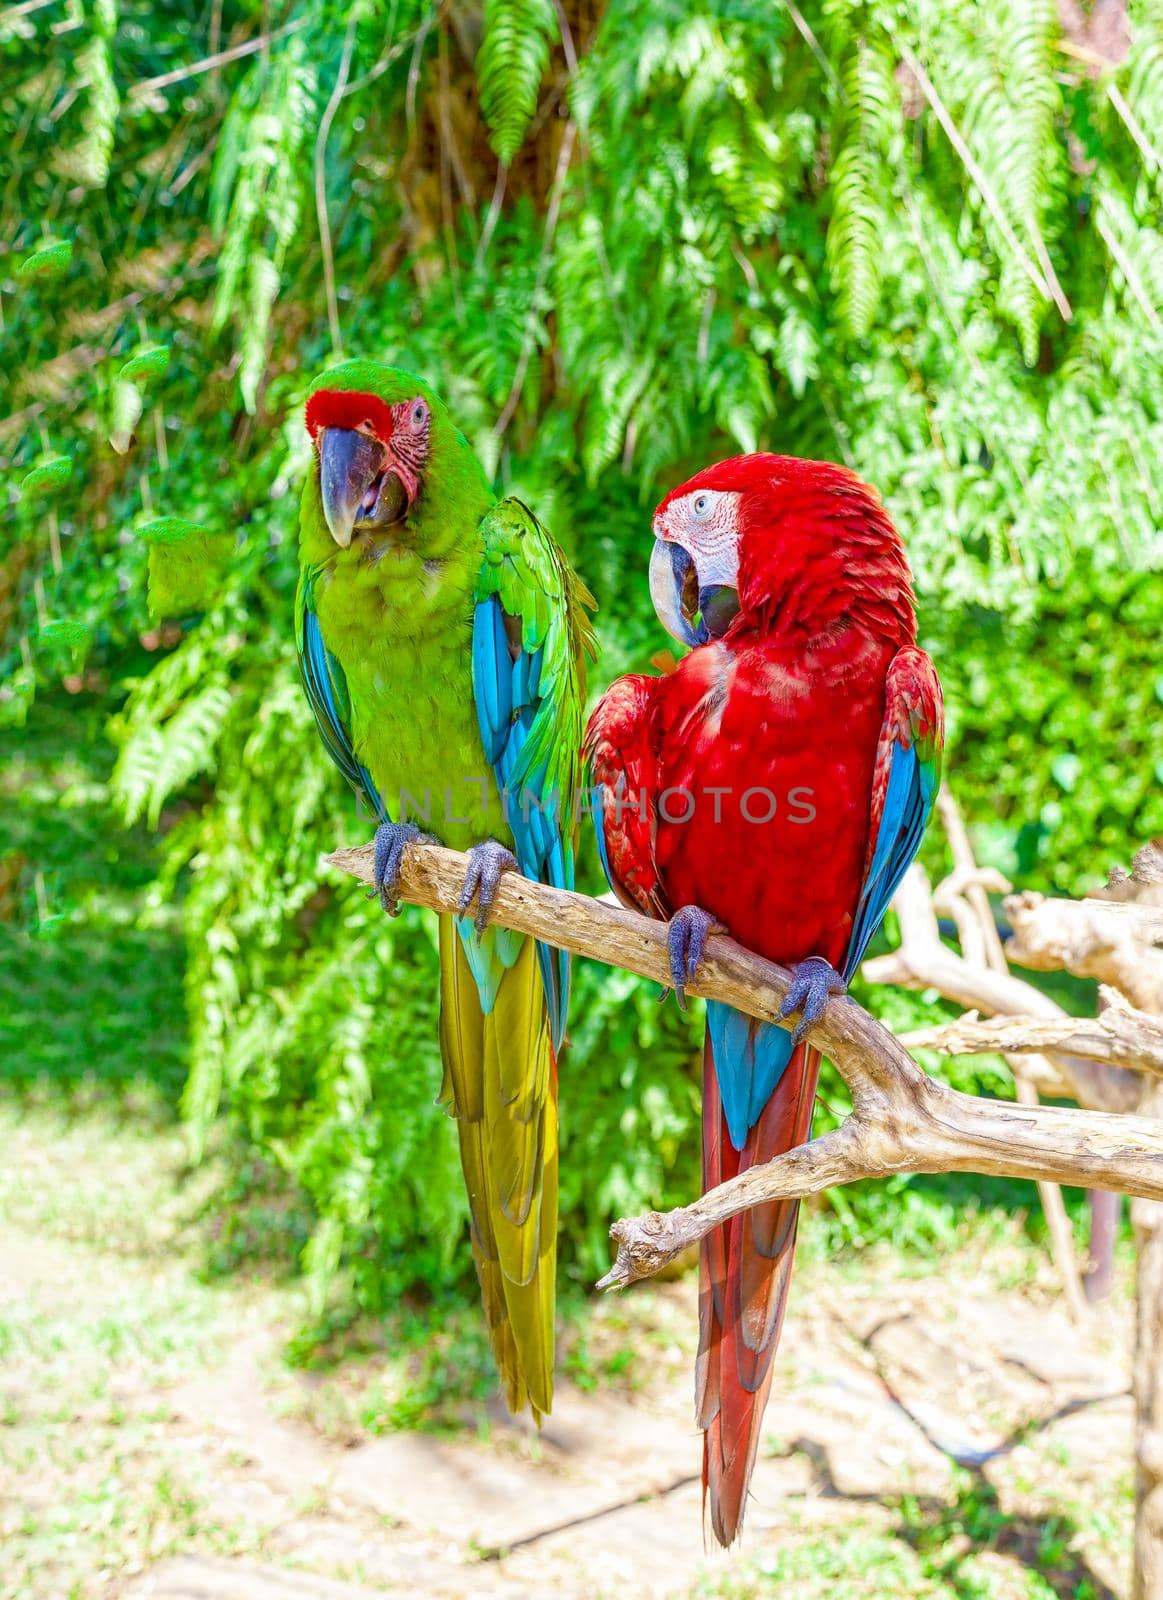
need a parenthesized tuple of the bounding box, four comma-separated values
(649, 538, 703, 648)
(319, 427, 409, 549)
(648, 537, 740, 647)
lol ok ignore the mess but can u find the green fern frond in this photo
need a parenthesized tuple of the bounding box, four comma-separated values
(54, 15, 120, 189)
(1122, 1, 1163, 187)
(145, 682, 233, 828)
(210, 37, 318, 409)
(922, 0, 1061, 361)
(1095, 187, 1163, 329)
(827, 41, 894, 339)
(477, 0, 558, 165)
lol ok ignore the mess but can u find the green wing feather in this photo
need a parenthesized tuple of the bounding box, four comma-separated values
(472, 496, 596, 1043)
(475, 496, 596, 825)
(294, 563, 384, 817)
(433, 496, 593, 1423)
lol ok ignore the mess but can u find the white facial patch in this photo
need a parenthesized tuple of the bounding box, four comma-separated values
(653, 489, 742, 590)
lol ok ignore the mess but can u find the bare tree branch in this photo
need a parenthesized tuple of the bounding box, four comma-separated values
(325, 840, 1163, 1291)
(903, 988, 1163, 1077)
(865, 865, 1142, 1111)
(1005, 891, 1163, 1012)
(127, 20, 306, 100)
(933, 789, 1086, 1317)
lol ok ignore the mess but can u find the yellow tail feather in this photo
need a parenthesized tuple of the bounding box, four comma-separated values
(438, 915, 557, 1420)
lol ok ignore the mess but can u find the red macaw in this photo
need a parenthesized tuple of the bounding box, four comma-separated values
(585, 454, 944, 1545)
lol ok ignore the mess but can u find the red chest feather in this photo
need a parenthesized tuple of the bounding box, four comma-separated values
(651, 629, 895, 967)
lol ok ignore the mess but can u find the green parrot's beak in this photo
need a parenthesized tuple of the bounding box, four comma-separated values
(319, 426, 408, 549)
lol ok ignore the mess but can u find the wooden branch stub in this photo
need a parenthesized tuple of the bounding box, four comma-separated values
(1099, 841, 1163, 902)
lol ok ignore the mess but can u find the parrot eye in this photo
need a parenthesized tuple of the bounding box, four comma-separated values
(409, 399, 428, 429)
(692, 493, 712, 520)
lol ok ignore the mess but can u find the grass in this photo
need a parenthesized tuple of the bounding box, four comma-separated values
(0, 1107, 277, 1598)
(699, 1468, 1125, 1600)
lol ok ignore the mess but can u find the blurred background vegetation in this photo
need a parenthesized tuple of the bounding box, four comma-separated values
(2, 0, 1161, 1358)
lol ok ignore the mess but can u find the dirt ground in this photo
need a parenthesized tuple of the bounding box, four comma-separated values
(0, 1105, 1134, 1600)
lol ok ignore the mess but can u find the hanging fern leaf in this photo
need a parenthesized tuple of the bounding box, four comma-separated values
(477, 0, 558, 164)
(146, 681, 234, 827)
(827, 42, 894, 340)
(1095, 187, 1163, 330)
(54, 0, 120, 189)
(1122, 0, 1163, 190)
(210, 37, 318, 411)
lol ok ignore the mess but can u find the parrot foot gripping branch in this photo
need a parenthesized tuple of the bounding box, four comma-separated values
(325, 835, 1163, 1289)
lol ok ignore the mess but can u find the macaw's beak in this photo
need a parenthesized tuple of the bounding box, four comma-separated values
(648, 539, 739, 647)
(319, 426, 409, 549)
(649, 538, 702, 648)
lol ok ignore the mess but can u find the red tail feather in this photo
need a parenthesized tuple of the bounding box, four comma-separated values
(698, 1032, 819, 1546)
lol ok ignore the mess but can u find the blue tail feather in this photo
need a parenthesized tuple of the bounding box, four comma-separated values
(706, 1000, 796, 1151)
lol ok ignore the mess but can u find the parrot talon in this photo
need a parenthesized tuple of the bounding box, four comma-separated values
(666, 904, 723, 1009)
(459, 840, 519, 934)
(368, 820, 425, 916)
(780, 955, 847, 1046)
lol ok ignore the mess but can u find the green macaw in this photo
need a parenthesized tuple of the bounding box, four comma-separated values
(295, 360, 595, 1420)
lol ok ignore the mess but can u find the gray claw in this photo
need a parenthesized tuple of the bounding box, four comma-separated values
(780, 955, 846, 1045)
(368, 820, 422, 916)
(666, 904, 721, 1010)
(459, 840, 518, 933)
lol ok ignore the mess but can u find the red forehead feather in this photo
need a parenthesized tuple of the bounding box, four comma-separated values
(305, 389, 396, 442)
(654, 452, 876, 518)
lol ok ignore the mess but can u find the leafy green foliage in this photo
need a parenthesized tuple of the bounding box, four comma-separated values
(478, 0, 558, 164)
(2, 0, 1158, 1339)
(937, 560, 1163, 896)
(827, 40, 895, 339)
(21, 456, 73, 494)
(16, 240, 74, 279)
(210, 32, 319, 412)
(118, 345, 171, 385)
(140, 519, 233, 619)
(0, 698, 188, 1113)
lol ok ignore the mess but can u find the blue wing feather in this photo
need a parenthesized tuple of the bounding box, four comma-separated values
(472, 596, 572, 1050)
(298, 599, 385, 822)
(843, 740, 934, 982)
(472, 599, 512, 764)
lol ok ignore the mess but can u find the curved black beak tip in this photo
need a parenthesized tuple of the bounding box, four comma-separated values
(319, 426, 383, 549)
